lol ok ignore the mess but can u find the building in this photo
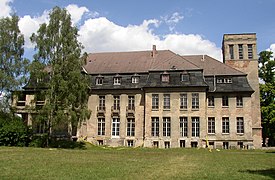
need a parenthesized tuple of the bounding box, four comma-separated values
(13, 33, 262, 149)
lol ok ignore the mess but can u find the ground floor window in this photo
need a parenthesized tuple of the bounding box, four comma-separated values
(97, 140, 103, 146)
(127, 140, 134, 147)
(163, 117, 171, 137)
(127, 118, 135, 136)
(223, 142, 229, 149)
(151, 117, 159, 137)
(153, 141, 159, 148)
(164, 141, 170, 148)
(180, 117, 188, 137)
(237, 141, 244, 149)
(98, 118, 105, 136)
(192, 117, 200, 137)
(180, 140, 185, 148)
(112, 118, 120, 137)
(191, 141, 198, 148)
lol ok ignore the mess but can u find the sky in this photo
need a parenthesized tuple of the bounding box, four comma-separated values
(1, 0, 275, 61)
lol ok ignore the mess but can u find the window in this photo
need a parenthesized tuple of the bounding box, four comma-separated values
(208, 117, 215, 134)
(222, 96, 229, 107)
(163, 94, 170, 110)
(248, 44, 253, 59)
(98, 118, 105, 135)
(99, 96, 105, 111)
(192, 93, 199, 109)
(229, 45, 234, 59)
(152, 94, 159, 110)
(113, 96, 120, 111)
(192, 117, 200, 137)
(96, 77, 103, 85)
(17, 93, 26, 106)
(181, 73, 189, 82)
(127, 118, 135, 136)
(217, 78, 223, 83)
(180, 117, 188, 137)
(163, 117, 171, 137)
(180, 94, 187, 109)
(237, 117, 244, 134)
(131, 76, 139, 84)
(113, 77, 121, 85)
(128, 96, 135, 110)
(224, 78, 232, 83)
(180, 140, 185, 148)
(127, 140, 134, 147)
(208, 96, 215, 107)
(112, 118, 120, 137)
(236, 96, 243, 107)
(222, 117, 230, 134)
(223, 142, 229, 149)
(161, 73, 170, 82)
(151, 117, 159, 137)
(238, 44, 243, 59)
(164, 141, 170, 148)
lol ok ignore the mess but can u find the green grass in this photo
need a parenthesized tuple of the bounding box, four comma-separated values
(0, 145, 274, 180)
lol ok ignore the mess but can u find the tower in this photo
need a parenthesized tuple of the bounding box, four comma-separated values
(222, 33, 262, 148)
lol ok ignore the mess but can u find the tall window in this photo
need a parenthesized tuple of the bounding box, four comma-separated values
(163, 94, 170, 110)
(127, 118, 135, 136)
(163, 117, 171, 137)
(237, 117, 244, 134)
(113, 77, 121, 85)
(222, 117, 230, 134)
(112, 118, 120, 137)
(96, 77, 103, 85)
(152, 94, 159, 110)
(222, 96, 229, 107)
(229, 45, 234, 59)
(208, 117, 215, 134)
(208, 96, 215, 107)
(128, 96, 135, 110)
(238, 44, 243, 59)
(113, 96, 120, 110)
(99, 96, 105, 111)
(236, 96, 243, 107)
(151, 117, 159, 137)
(180, 117, 188, 137)
(248, 44, 253, 59)
(98, 118, 105, 135)
(192, 93, 199, 109)
(192, 117, 200, 137)
(180, 94, 187, 109)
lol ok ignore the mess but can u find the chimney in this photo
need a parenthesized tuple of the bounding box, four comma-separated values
(152, 45, 157, 58)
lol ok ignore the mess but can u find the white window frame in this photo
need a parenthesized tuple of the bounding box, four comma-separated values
(192, 93, 199, 109)
(163, 117, 171, 137)
(98, 118, 105, 136)
(151, 117, 159, 137)
(96, 77, 103, 85)
(222, 117, 230, 134)
(152, 94, 159, 110)
(236, 96, 243, 107)
(192, 117, 200, 137)
(163, 94, 170, 110)
(113, 77, 121, 85)
(112, 118, 120, 137)
(208, 117, 215, 134)
(127, 118, 135, 137)
(180, 94, 187, 109)
(180, 117, 188, 137)
(131, 76, 139, 84)
(237, 117, 244, 134)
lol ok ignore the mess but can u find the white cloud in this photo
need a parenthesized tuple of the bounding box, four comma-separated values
(267, 44, 275, 56)
(161, 12, 184, 32)
(65, 4, 89, 25)
(0, 0, 13, 17)
(78, 17, 221, 60)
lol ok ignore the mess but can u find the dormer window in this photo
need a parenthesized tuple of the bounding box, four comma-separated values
(96, 76, 104, 85)
(161, 72, 170, 83)
(181, 71, 189, 82)
(217, 77, 232, 84)
(114, 76, 121, 85)
(131, 74, 139, 84)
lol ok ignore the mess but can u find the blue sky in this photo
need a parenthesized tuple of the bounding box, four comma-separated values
(1, 0, 275, 60)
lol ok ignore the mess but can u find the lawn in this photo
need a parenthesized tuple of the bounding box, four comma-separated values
(0, 145, 274, 180)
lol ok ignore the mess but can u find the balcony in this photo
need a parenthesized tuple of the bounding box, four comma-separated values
(126, 106, 135, 117)
(97, 106, 105, 117)
(111, 106, 120, 117)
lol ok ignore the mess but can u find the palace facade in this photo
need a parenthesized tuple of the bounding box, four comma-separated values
(13, 33, 262, 149)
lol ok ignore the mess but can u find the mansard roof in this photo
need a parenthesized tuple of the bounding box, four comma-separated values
(84, 50, 200, 74)
(182, 55, 245, 76)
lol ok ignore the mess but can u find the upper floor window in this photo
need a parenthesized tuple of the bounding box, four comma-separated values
(131, 76, 139, 84)
(152, 94, 159, 110)
(95, 77, 103, 85)
(98, 96, 105, 111)
(222, 96, 229, 107)
(113, 95, 120, 110)
(161, 72, 170, 83)
(128, 96, 135, 110)
(236, 96, 243, 107)
(229, 45, 234, 59)
(248, 44, 253, 59)
(163, 94, 170, 110)
(192, 93, 199, 109)
(208, 96, 215, 107)
(180, 94, 187, 109)
(113, 77, 121, 85)
(238, 44, 243, 59)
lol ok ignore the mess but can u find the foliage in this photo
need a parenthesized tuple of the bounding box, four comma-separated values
(0, 15, 29, 111)
(0, 147, 274, 179)
(30, 6, 90, 143)
(259, 51, 275, 146)
(0, 112, 32, 146)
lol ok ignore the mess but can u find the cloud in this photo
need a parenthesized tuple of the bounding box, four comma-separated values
(78, 17, 221, 60)
(267, 44, 275, 56)
(65, 4, 89, 25)
(0, 0, 13, 17)
(161, 12, 184, 32)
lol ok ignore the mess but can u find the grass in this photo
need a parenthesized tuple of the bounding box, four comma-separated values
(0, 145, 274, 180)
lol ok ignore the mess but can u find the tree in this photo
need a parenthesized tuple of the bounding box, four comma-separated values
(30, 7, 90, 144)
(0, 15, 29, 111)
(258, 51, 275, 146)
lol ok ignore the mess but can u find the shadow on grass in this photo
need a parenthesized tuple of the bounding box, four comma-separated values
(49, 140, 86, 149)
(240, 168, 275, 179)
(265, 151, 275, 153)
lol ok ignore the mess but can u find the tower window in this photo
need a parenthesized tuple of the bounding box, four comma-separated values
(229, 45, 234, 59)
(248, 44, 253, 59)
(238, 44, 243, 59)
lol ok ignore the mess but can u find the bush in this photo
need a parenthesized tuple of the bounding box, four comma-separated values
(0, 112, 32, 146)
